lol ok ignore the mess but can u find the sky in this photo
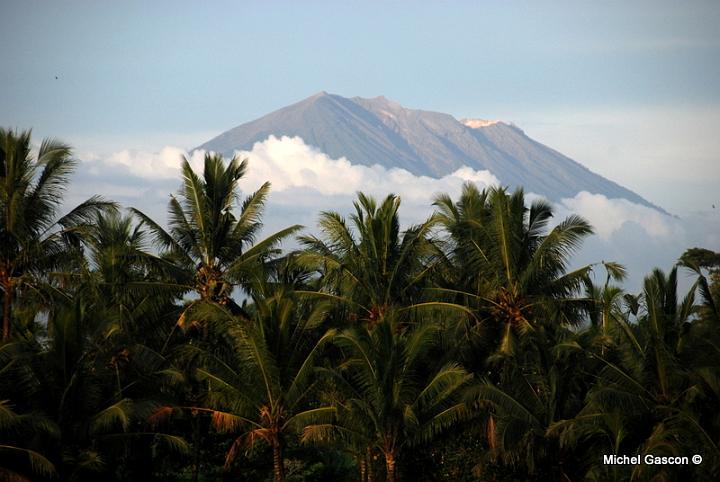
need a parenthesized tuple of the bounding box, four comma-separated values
(1, 0, 719, 290)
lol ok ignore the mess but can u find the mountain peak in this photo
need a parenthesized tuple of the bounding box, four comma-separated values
(352, 94, 402, 109)
(309, 90, 331, 98)
(302, 91, 336, 104)
(461, 118, 501, 129)
(197, 93, 663, 212)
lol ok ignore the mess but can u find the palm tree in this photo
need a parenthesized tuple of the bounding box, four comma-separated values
(126, 153, 302, 481)
(433, 184, 594, 357)
(552, 267, 719, 480)
(132, 153, 301, 320)
(159, 271, 336, 482)
(81, 211, 183, 348)
(298, 193, 439, 328)
(0, 399, 57, 480)
(471, 325, 596, 480)
(679, 248, 720, 325)
(0, 278, 189, 481)
(0, 128, 116, 341)
(86, 211, 150, 288)
(582, 261, 635, 356)
(311, 319, 472, 482)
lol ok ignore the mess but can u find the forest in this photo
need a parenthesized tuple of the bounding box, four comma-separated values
(1, 128, 719, 482)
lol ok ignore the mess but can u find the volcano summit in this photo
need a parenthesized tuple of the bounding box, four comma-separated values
(198, 92, 661, 211)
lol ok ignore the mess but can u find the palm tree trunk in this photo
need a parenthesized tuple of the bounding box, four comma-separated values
(384, 451, 396, 482)
(191, 415, 200, 482)
(359, 457, 367, 482)
(366, 447, 374, 482)
(272, 439, 285, 482)
(2, 277, 11, 341)
(601, 306, 608, 356)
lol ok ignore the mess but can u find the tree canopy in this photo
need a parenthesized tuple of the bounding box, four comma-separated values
(1, 131, 718, 482)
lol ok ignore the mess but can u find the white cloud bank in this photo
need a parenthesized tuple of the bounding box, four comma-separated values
(557, 192, 678, 240)
(83, 136, 719, 291)
(103, 146, 193, 179)
(234, 136, 500, 203)
(97, 135, 500, 201)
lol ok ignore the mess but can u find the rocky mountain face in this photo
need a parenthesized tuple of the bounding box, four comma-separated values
(198, 92, 660, 210)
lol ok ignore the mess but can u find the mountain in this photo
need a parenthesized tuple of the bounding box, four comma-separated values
(198, 92, 662, 211)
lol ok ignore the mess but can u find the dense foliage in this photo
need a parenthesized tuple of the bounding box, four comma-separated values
(1, 129, 719, 481)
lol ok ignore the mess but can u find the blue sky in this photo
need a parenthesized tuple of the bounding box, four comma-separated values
(2, 0, 719, 290)
(3, 2, 718, 131)
(1, 0, 719, 214)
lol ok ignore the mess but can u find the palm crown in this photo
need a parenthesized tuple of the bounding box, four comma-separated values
(433, 184, 593, 355)
(299, 193, 439, 327)
(133, 153, 301, 313)
(1, 128, 115, 340)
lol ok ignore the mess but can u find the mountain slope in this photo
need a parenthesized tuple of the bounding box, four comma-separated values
(198, 92, 661, 210)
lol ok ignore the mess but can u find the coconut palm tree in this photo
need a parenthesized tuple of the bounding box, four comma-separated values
(433, 184, 594, 357)
(298, 193, 440, 328)
(0, 277, 189, 481)
(471, 324, 597, 480)
(581, 261, 637, 357)
(311, 318, 472, 482)
(0, 399, 57, 480)
(551, 267, 719, 480)
(80, 211, 184, 349)
(132, 153, 301, 321)
(0, 128, 116, 340)
(679, 248, 720, 325)
(158, 270, 336, 482)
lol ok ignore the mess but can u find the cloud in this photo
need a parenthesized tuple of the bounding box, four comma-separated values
(89, 135, 502, 202)
(85, 135, 502, 227)
(80, 135, 719, 292)
(233, 135, 500, 201)
(102, 146, 192, 179)
(557, 191, 679, 240)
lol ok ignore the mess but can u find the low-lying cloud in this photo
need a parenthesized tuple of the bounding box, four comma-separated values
(103, 146, 193, 179)
(81, 135, 719, 292)
(557, 191, 678, 240)
(233, 136, 501, 201)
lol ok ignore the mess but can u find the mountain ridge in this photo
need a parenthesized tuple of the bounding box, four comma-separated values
(197, 92, 664, 213)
